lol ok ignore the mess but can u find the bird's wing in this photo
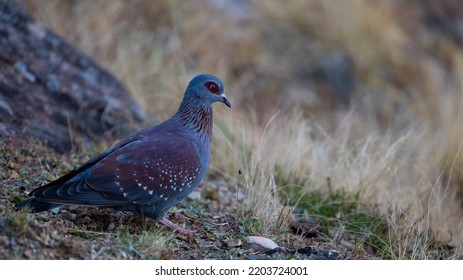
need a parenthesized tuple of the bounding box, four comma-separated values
(32, 128, 149, 191)
(30, 133, 202, 208)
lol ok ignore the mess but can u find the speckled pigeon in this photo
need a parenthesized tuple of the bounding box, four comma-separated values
(20, 74, 231, 235)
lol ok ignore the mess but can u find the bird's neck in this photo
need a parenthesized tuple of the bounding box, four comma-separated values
(175, 98, 213, 146)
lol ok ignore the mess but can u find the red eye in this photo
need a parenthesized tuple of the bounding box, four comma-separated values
(204, 81, 220, 94)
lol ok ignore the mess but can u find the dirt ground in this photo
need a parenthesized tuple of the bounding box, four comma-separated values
(0, 138, 376, 260)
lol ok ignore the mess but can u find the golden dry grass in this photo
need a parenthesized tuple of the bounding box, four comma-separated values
(21, 0, 463, 259)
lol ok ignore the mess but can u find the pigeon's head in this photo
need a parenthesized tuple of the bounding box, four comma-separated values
(185, 74, 231, 108)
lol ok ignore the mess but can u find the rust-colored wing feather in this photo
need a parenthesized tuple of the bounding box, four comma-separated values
(29, 131, 202, 218)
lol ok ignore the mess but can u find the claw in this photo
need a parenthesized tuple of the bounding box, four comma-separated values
(160, 215, 196, 235)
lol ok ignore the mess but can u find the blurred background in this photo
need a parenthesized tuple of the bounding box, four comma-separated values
(16, 0, 463, 258)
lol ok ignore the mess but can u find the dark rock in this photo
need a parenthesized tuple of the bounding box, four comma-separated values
(295, 246, 313, 255)
(290, 220, 323, 238)
(294, 246, 344, 260)
(279, 246, 345, 260)
(0, 0, 145, 153)
(265, 247, 284, 255)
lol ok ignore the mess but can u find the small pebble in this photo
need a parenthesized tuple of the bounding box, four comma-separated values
(244, 236, 279, 252)
(66, 213, 77, 221)
(107, 222, 115, 231)
(188, 190, 201, 200)
(247, 254, 260, 260)
(36, 212, 49, 219)
(225, 238, 242, 248)
(51, 230, 62, 241)
(51, 207, 60, 215)
(68, 205, 79, 211)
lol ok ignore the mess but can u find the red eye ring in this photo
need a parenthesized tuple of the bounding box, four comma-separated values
(204, 81, 220, 94)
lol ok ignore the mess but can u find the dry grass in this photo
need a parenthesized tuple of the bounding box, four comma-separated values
(219, 107, 463, 258)
(18, 0, 463, 259)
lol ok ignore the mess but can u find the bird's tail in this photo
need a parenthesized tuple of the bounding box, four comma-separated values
(16, 198, 61, 213)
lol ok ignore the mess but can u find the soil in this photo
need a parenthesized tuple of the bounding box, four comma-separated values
(0, 138, 375, 260)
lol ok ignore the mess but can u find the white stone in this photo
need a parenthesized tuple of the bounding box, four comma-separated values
(188, 190, 201, 200)
(244, 236, 279, 252)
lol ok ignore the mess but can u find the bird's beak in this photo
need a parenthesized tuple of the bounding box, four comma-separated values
(220, 94, 231, 108)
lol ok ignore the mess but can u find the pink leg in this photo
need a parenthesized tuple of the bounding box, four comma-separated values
(160, 215, 196, 235)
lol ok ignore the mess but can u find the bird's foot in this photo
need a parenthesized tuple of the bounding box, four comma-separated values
(160, 215, 196, 235)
